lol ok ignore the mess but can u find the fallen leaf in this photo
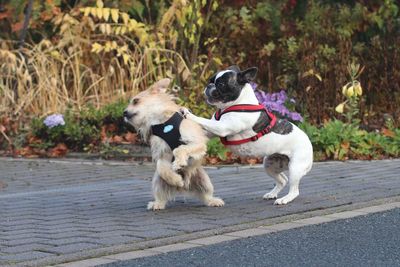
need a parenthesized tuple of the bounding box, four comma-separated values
(112, 135, 123, 144)
(11, 21, 24, 32)
(11, 122, 18, 132)
(40, 11, 53, 21)
(2, 117, 10, 126)
(0, 10, 12, 20)
(207, 157, 219, 165)
(124, 132, 137, 143)
(240, 157, 248, 164)
(246, 158, 258, 165)
(100, 126, 107, 142)
(0, 181, 8, 190)
(382, 128, 395, 138)
(25, 154, 39, 158)
(28, 136, 42, 144)
(52, 6, 61, 16)
(106, 123, 117, 133)
(341, 141, 350, 150)
(15, 146, 33, 156)
(48, 143, 68, 157)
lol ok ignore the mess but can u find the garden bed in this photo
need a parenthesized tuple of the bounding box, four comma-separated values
(1, 84, 400, 164)
(0, 1, 399, 164)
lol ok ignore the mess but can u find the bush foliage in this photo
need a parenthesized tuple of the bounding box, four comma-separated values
(1, 0, 399, 124)
(0, 0, 399, 161)
(206, 0, 400, 126)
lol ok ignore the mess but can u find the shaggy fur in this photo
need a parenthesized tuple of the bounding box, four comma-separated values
(124, 78, 224, 210)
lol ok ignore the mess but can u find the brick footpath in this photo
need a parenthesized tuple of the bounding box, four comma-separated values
(0, 158, 399, 266)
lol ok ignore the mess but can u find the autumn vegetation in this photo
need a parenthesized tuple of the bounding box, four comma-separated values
(0, 0, 399, 162)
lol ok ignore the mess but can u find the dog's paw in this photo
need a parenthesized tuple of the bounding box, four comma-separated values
(179, 107, 191, 118)
(274, 198, 288, 205)
(263, 192, 278, 200)
(206, 197, 225, 207)
(175, 178, 185, 188)
(274, 194, 297, 205)
(169, 176, 184, 188)
(274, 191, 299, 205)
(147, 201, 166, 211)
(166, 172, 184, 188)
(172, 159, 187, 171)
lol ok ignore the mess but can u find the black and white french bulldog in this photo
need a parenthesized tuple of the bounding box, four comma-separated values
(182, 66, 313, 205)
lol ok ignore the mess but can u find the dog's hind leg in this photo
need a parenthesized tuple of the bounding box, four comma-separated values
(192, 167, 224, 207)
(274, 157, 310, 205)
(156, 159, 184, 188)
(147, 174, 176, 211)
(263, 155, 289, 200)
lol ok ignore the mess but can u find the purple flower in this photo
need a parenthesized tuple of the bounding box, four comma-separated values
(252, 84, 303, 122)
(289, 112, 303, 122)
(249, 82, 258, 90)
(44, 114, 65, 128)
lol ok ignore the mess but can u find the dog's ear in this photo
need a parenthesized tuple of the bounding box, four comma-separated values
(150, 78, 171, 93)
(227, 65, 241, 73)
(237, 67, 258, 85)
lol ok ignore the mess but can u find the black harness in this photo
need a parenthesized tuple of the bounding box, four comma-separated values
(151, 112, 185, 150)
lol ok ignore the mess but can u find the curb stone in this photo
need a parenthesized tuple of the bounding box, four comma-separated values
(55, 201, 400, 267)
(1, 156, 399, 167)
(24, 196, 400, 267)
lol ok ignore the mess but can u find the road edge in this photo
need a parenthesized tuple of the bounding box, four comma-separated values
(41, 197, 400, 267)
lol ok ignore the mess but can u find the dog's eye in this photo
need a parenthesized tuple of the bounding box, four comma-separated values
(132, 98, 139, 105)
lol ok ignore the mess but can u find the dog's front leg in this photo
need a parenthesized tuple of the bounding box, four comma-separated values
(172, 143, 207, 171)
(156, 159, 184, 188)
(184, 112, 241, 137)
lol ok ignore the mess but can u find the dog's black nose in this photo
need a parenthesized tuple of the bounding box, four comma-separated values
(123, 110, 134, 119)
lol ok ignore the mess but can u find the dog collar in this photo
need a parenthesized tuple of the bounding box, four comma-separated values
(214, 104, 277, 146)
(151, 112, 185, 150)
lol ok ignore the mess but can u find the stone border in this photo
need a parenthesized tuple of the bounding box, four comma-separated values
(2, 156, 399, 168)
(53, 200, 400, 267)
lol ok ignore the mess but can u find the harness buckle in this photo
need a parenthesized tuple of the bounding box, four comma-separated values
(251, 135, 259, 141)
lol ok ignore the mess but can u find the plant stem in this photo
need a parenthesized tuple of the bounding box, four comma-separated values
(18, 0, 34, 48)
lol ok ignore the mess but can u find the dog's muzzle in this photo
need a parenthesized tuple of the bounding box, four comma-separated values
(204, 84, 219, 103)
(123, 110, 136, 120)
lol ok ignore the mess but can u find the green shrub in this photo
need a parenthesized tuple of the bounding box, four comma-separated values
(30, 100, 130, 150)
(299, 119, 400, 160)
(31, 110, 99, 150)
(207, 137, 228, 160)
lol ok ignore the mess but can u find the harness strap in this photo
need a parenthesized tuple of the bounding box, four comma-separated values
(214, 104, 268, 120)
(214, 104, 277, 146)
(151, 112, 185, 150)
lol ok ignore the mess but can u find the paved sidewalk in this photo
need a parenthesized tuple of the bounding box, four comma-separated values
(0, 158, 399, 266)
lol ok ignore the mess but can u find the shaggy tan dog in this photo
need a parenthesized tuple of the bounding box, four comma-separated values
(124, 78, 224, 210)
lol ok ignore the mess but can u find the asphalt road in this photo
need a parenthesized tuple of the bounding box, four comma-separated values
(101, 208, 400, 267)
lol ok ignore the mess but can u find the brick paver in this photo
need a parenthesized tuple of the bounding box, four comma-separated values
(0, 158, 399, 266)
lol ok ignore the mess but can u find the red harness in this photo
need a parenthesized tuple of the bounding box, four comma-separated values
(214, 104, 277, 146)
